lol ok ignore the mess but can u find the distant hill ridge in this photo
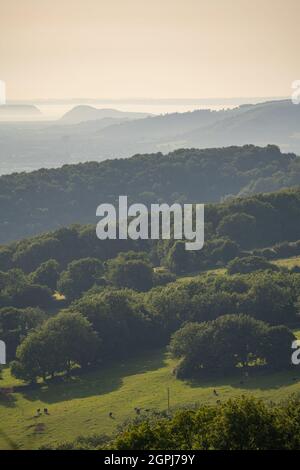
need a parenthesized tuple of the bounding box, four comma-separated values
(0, 144, 299, 244)
(1, 99, 300, 174)
(60, 105, 151, 124)
(0, 104, 41, 116)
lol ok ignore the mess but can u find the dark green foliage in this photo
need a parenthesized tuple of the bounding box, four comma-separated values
(6, 225, 146, 274)
(227, 255, 279, 274)
(148, 271, 298, 328)
(106, 252, 154, 291)
(110, 396, 300, 450)
(3, 186, 300, 276)
(147, 284, 194, 336)
(165, 241, 191, 274)
(0, 246, 13, 271)
(0, 307, 45, 361)
(42, 396, 300, 450)
(12, 284, 53, 309)
(2, 184, 300, 382)
(11, 311, 99, 382)
(208, 238, 240, 264)
(254, 240, 300, 260)
(239, 273, 297, 324)
(1, 145, 299, 245)
(71, 289, 156, 360)
(263, 325, 295, 371)
(217, 213, 256, 248)
(169, 315, 295, 378)
(5, 264, 300, 375)
(57, 257, 104, 300)
(12, 237, 61, 273)
(30, 259, 60, 291)
(152, 269, 176, 287)
(0, 269, 53, 309)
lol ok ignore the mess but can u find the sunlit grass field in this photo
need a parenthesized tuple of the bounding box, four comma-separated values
(273, 256, 300, 269)
(2, 256, 300, 450)
(2, 347, 300, 450)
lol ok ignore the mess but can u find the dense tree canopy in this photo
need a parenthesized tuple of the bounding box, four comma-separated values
(2, 184, 300, 385)
(11, 311, 99, 382)
(109, 397, 300, 450)
(30, 259, 60, 290)
(0, 268, 53, 309)
(169, 315, 295, 378)
(227, 255, 279, 275)
(71, 289, 156, 360)
(2, 185, 300, 279)
(57, 257, 104, 300)
(106, 252, 154, 291)
(0, 306, 45, 361)
(0, 145, 299, 245)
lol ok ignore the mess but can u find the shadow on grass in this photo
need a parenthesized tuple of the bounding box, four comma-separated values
(0, 394, 17, 408)
(0, 428, 19, 450)
(184, 368, 300, 393)
(20, 348, 167, 405)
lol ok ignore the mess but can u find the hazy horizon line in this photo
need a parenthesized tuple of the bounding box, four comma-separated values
(6, 96, 288, 106)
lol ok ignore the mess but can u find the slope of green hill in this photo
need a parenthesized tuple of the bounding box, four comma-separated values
(1, 346, 300, 450)
(2, 184, 300, 275)
(0, 144, 299, 244)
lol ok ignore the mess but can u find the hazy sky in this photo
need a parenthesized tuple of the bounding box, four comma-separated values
(1, 0, 299, 100)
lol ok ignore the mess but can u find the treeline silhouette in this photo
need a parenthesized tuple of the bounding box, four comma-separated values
(0, 145, 300, 243)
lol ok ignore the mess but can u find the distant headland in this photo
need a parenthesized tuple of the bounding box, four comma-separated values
(0, 104, 42, 119)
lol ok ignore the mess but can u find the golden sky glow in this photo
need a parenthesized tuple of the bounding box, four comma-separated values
(0, 0, 299, 100)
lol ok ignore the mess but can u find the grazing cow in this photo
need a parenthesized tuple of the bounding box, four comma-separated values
(34, 409, 42, 418)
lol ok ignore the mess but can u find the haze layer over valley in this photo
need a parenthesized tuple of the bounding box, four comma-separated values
(0, 99, 299, 175)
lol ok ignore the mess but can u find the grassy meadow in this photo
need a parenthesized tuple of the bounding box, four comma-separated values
(2, 257, 300, 450)
(2, 345, 300, 449)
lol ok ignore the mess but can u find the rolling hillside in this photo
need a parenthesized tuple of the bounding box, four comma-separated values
(2, 343, 300, 450)
(0, 144, 300, 243)
(0, 99, 300, 174)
